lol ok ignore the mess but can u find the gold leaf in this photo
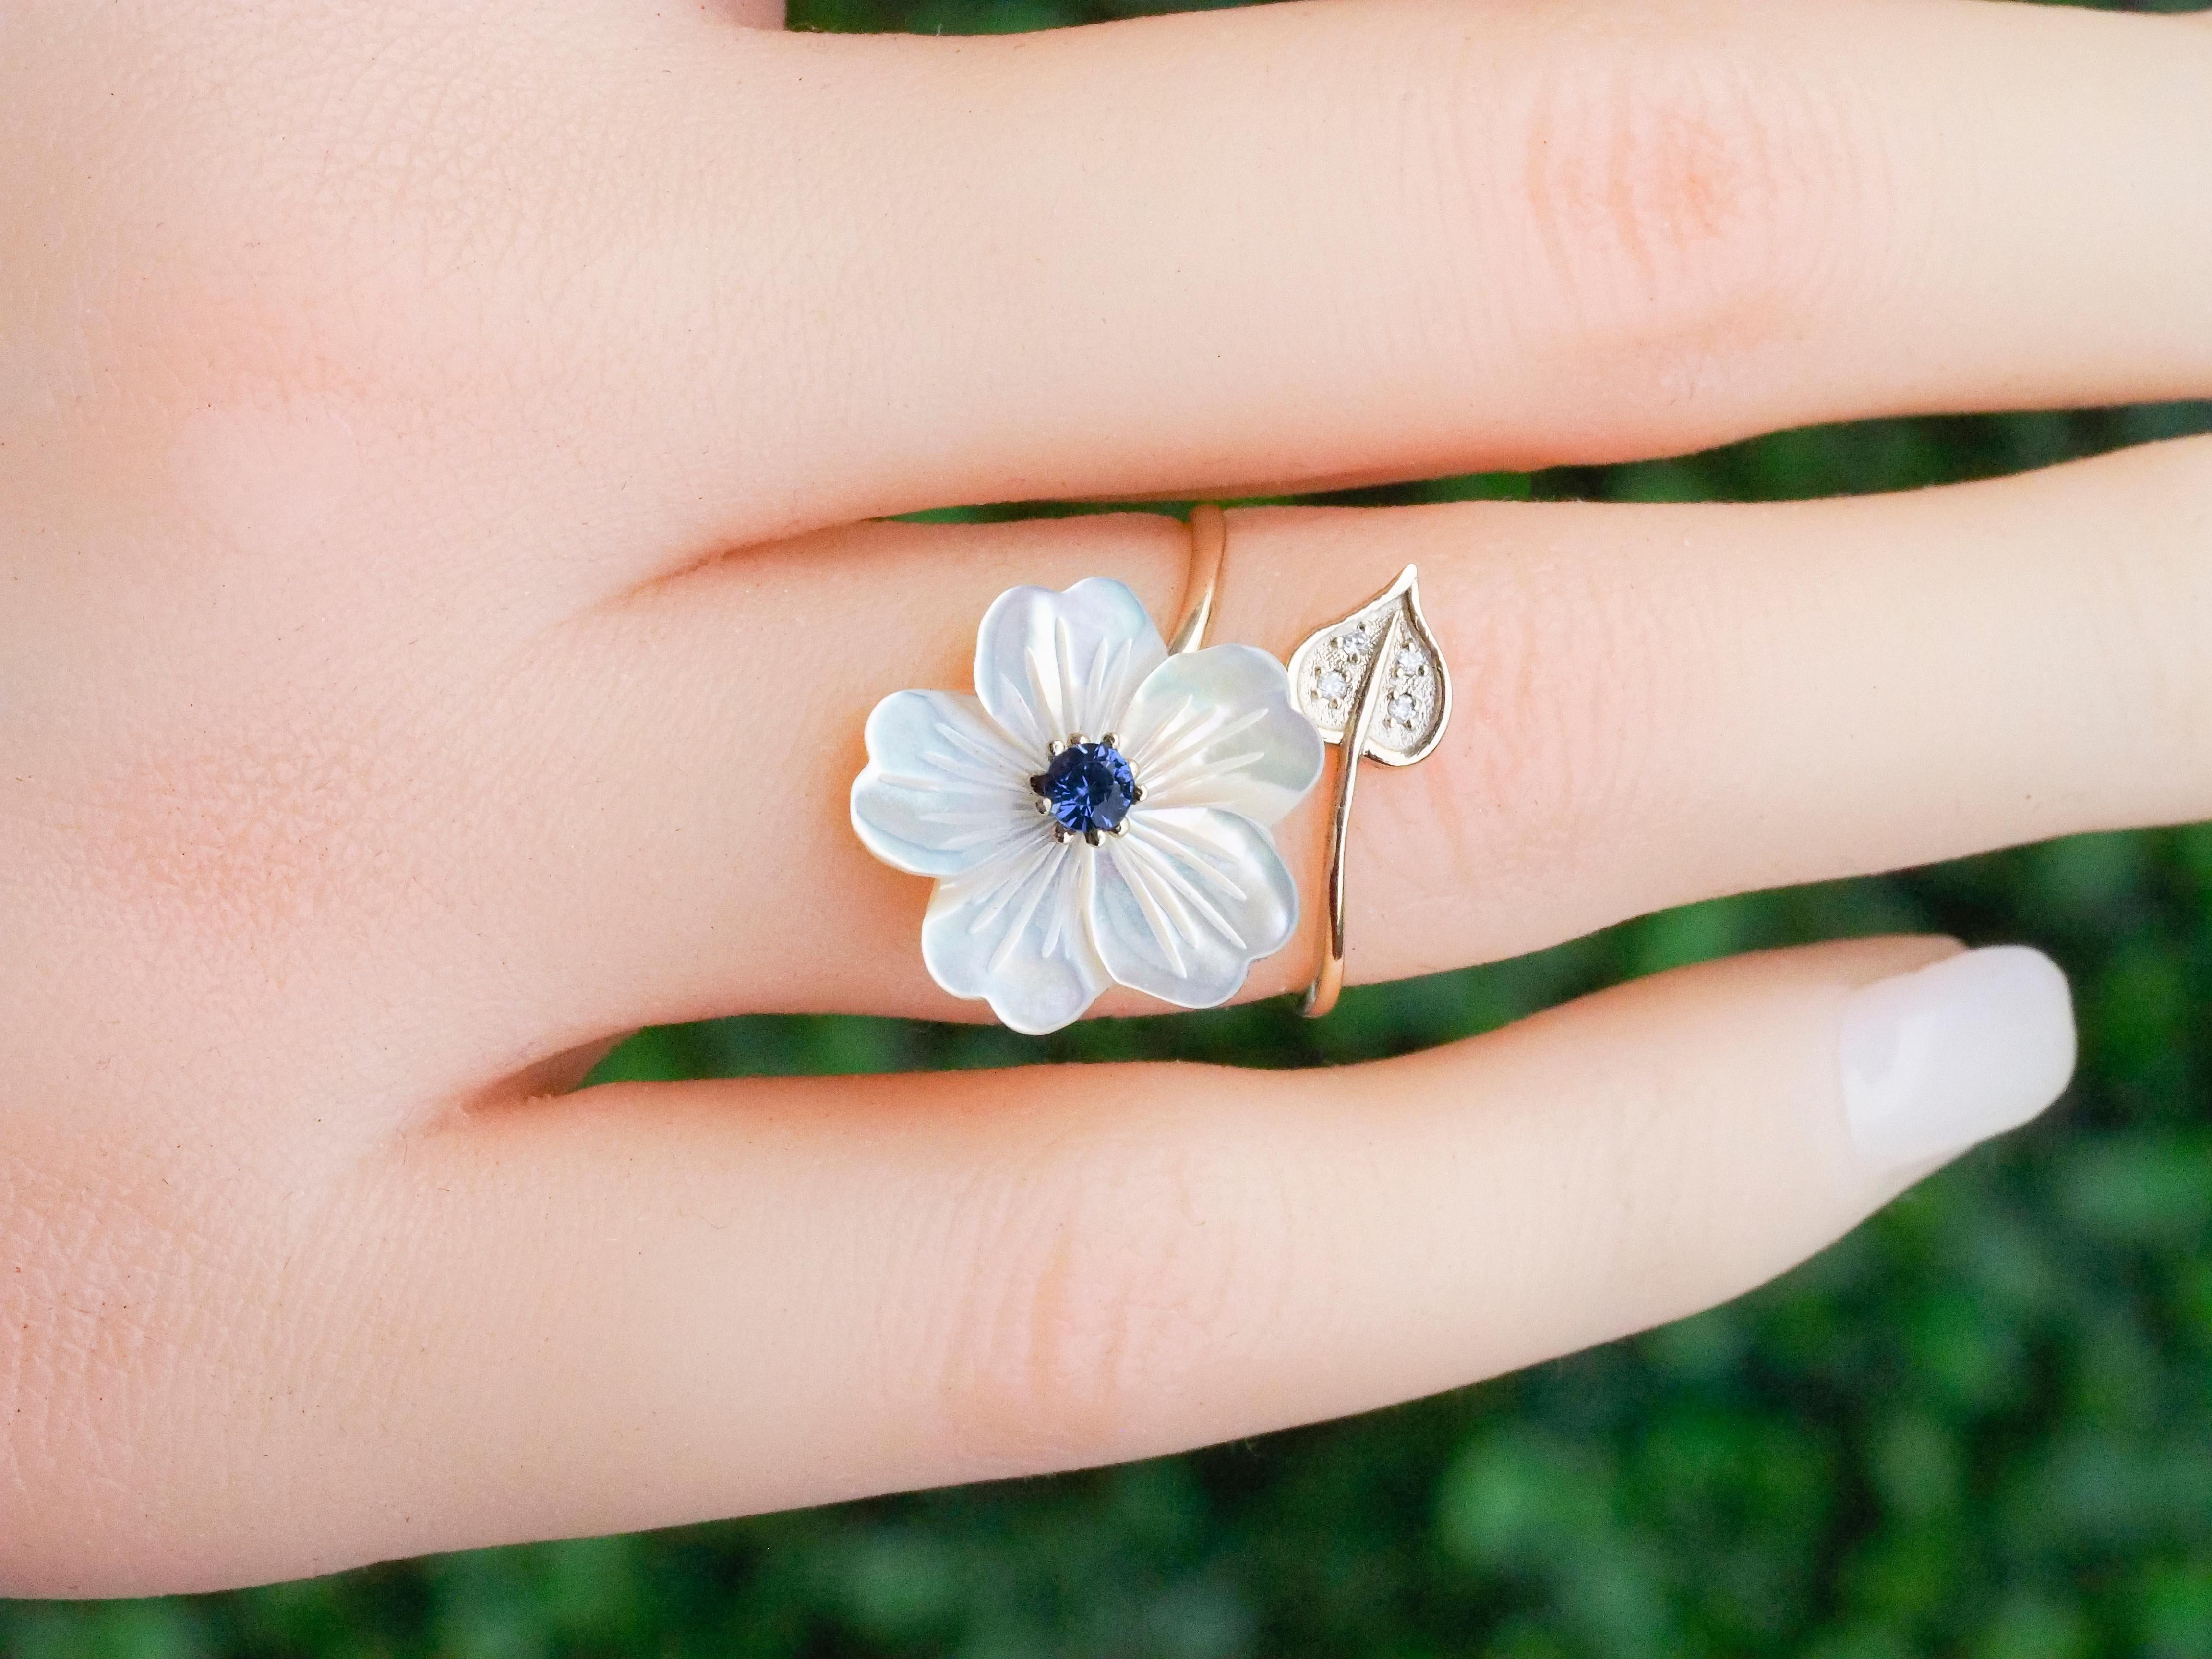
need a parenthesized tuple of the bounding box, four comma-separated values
(1286, 565, 1450, 767)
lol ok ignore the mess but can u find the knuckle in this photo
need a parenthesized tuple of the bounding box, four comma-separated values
(22, 11, 606, 442)
(1453, 25, 1884, 384)
(59, 688, 456, 969)
(921, 1094, 1297, 1468)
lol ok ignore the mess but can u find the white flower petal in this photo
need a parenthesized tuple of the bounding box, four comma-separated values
(922, 838, 1110, 1034)
(1119, 645, 1325, 827)
(1089, 807, 1300, 1010)
(851, 690, 1038, 878)
(974, 578, 1166, 755)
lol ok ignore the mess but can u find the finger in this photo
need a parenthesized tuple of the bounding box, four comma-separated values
(58, 0, 2205, 593)
(477, 434, 2210, 1045)
(7, 935, 2076, 1592)
(590, 0, 2212, 540)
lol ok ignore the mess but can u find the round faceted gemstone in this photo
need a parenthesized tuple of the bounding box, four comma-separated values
(1032, 741, 1137, 838)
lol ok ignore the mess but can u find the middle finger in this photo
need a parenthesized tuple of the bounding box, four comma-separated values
(590, 0, 2212, 547)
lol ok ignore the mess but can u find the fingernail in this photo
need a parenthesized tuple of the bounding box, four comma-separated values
(1839, 946, 2076, 1173)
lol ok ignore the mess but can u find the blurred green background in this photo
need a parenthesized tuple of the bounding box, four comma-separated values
(10, 0, 2212, 1652)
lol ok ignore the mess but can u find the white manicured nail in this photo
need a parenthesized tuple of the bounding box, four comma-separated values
(1839, 946, 2077, 1173)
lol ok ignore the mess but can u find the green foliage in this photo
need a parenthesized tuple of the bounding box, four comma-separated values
(7, 0, 2210, 1648)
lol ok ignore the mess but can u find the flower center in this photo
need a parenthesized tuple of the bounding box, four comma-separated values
(1031, 741, 1137, 840)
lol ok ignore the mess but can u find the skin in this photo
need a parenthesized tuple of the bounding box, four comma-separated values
(2, 0, 2209, 1596)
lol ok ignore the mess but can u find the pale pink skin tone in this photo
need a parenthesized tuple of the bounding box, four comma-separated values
(3, 0, 2210, 1597)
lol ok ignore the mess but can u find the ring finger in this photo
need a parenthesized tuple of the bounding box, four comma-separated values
(470, 433, 2212, 1057)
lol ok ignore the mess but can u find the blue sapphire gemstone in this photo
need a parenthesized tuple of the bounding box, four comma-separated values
(1031, 741, 1138, 842)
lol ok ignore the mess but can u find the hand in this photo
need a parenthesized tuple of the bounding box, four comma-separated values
(4, 0, 2205, 1597)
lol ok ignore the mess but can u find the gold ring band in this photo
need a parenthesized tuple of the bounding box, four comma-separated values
(1168, 503, 1226, 656)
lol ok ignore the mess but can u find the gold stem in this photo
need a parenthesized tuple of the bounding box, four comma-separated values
(1300, 609, 1400, 1019)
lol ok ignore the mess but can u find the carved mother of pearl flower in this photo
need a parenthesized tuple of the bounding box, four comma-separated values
(851, 577, 1326, 1034)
